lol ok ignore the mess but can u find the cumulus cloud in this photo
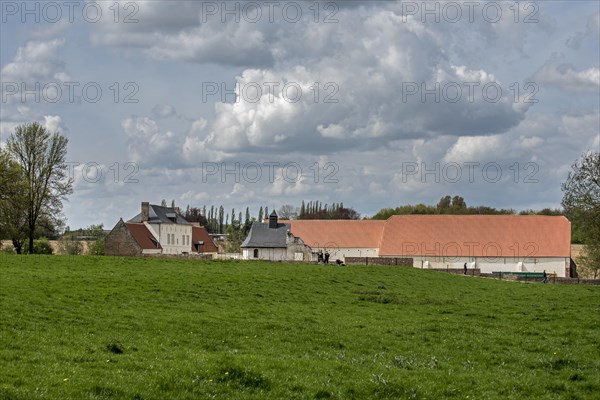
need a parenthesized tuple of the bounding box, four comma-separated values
(519, 136, 544, 149)
(443, 135, 505, 164)
(196, 60, 526, 154)
(43, 115, 65, 133)
(189, 118, 208, 134)
(151, 104, 177, 119)
(121, 116, 182, 167)
(535, 62, 600, 91)
(1, 39, 67, 82)
(0, 108, 65, 142)
(0, 106, 37, 140)
(89, 1, 546, 69)
(559, 112, 600, 141)
(185, 6, 530, 155)
(0, 39, 71, 114)
(85, 1, 535, 158)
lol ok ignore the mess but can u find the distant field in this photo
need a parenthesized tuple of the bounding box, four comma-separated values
(0, 255, 598, 399)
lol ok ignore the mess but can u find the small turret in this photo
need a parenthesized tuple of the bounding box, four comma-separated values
(269, 210, 278, 229)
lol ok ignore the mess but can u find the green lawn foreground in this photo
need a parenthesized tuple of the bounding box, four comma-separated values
(0, 255, 598, 400)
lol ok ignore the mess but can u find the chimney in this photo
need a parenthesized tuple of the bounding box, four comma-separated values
(174, 206, 181, 215)
(141, 202, 149, 222)
(269, 210, 278, 229)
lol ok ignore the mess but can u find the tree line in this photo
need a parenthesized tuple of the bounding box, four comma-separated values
(172, 201, 362, 236)
(369, 195, 590, 244)
(175, 203, 264, 235)
(371, 195, 563, 219)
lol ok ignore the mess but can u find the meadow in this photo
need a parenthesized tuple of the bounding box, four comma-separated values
(0, 255, 598, 399)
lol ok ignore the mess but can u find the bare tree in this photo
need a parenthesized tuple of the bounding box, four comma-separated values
(278, 204, 298, 220)
(7, 122, 73, 253)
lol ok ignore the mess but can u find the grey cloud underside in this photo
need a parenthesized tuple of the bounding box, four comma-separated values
(97, 2, 543, 157)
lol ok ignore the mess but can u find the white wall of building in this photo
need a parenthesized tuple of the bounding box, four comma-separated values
(242, 248, 288, 261)
(141, 249, 162, 255)
(152, 223, 192, 255)
(311, 247, 379, 260)
(241, 247, 380, 262)
(411, 256, 568, 277)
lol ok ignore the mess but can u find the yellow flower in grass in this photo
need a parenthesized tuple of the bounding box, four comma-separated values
(63, 378, 69, 382)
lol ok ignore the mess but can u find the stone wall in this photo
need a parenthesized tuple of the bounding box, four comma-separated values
(1, 239, 91, 255)
(480, 272, 600, 285)
(570, 244, 598, 279)
(429, 268, 481, 276)
(142, 253, 213, 260)
(345, 257, 413, 266)
(104, 220, 142, 256)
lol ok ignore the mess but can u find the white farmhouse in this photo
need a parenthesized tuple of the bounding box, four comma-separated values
(105, 202, 218, 256)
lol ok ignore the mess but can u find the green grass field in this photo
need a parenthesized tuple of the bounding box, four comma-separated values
(0, 255, 598, 399)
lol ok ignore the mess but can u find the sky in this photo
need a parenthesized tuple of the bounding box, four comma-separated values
(1, 0, 599, 229)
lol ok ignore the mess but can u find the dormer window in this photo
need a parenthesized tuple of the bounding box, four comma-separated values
(165, 212, 177, 222)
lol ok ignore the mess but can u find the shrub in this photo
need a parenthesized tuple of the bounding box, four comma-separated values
(23, 237, 54, 254)
(88, 237, 105, 256)
(58, 238, 83, 255)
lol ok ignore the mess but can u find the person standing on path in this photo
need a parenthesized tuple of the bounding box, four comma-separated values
(464, 262, 467, 275)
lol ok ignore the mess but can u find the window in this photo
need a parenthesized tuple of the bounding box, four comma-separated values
(253, 249, 259, 258)
(167, 233, 170, 245)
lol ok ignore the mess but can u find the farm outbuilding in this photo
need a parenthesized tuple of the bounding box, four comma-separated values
(377, 215, 572, 277)
(241, 211, 308, 261)
(241, 214, 572, 277)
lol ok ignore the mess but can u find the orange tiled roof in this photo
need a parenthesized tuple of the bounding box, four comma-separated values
(284, 216, 571, 257)
(286, 220, 386, 248)
(125, 222, 161, 250)
(192, 225, 218, 253)
(379, 215, 571, 257)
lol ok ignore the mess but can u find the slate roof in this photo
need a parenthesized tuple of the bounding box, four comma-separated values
(128, 204, 190, 224)
(241, 222, 290, 248)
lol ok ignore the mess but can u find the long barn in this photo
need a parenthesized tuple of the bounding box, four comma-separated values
(242, 212, 572, 277)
